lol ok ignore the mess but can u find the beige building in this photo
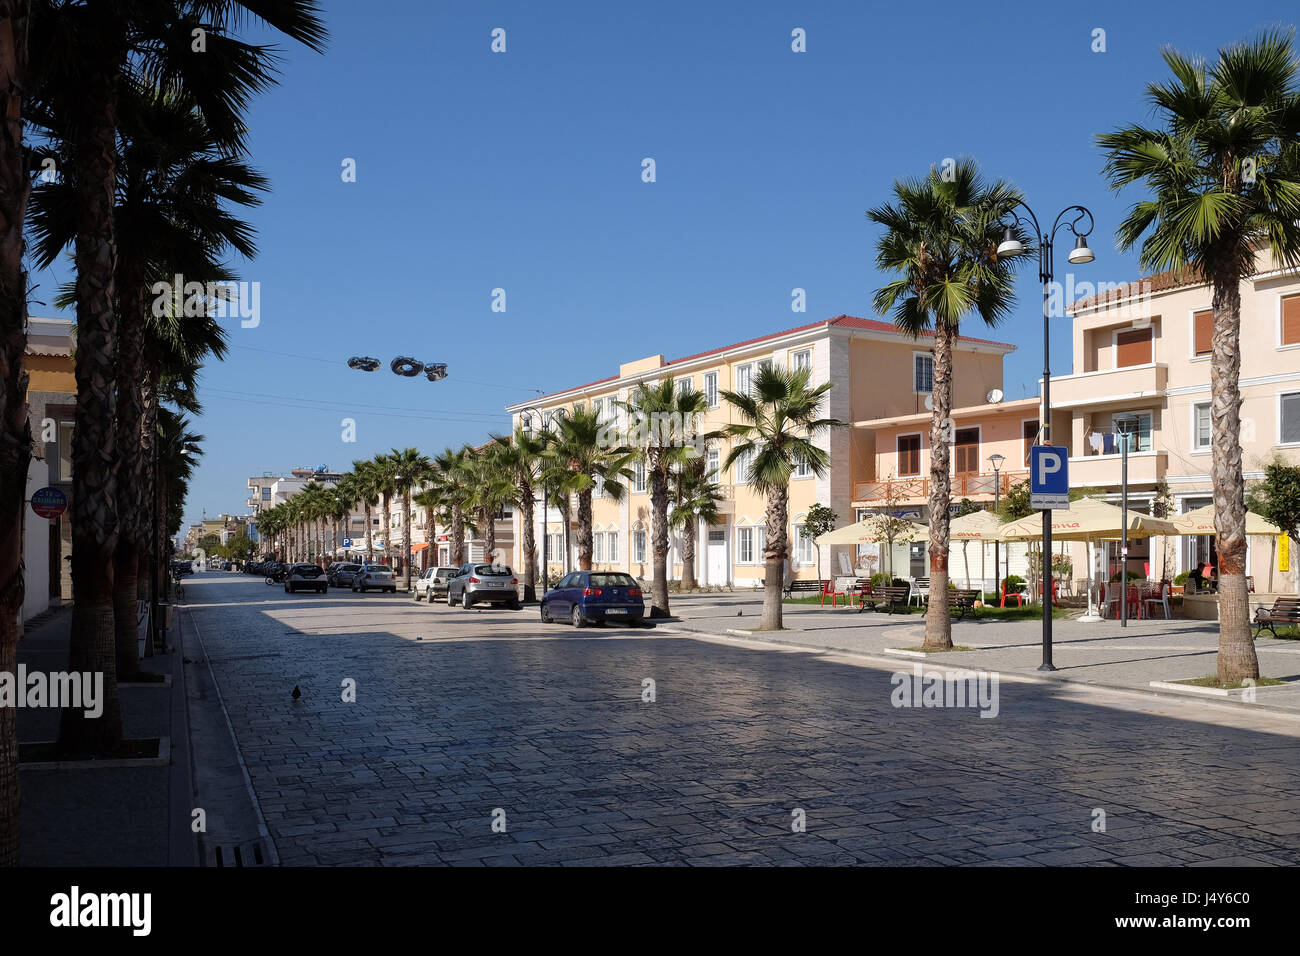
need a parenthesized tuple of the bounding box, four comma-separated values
(505, 314, 1014, 586)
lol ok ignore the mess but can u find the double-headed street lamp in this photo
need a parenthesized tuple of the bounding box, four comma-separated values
(519, 405, 566, 596)
(988, 452, 1005, 597)
(997, 202, 1095, 671)
(1115, 413, 1140, 628)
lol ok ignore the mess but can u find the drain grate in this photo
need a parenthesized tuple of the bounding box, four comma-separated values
(202, 838, 272, 867)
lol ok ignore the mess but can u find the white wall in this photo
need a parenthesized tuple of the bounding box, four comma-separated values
(21, 458, 51, 626)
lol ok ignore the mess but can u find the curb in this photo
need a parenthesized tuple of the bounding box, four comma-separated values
(19, 736, 171, 771)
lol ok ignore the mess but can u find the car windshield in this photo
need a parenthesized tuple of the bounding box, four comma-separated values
(474, 565, 512, 576)
(364, 565, 392, 572)
(591, 573, 637, 588)
(437, 568, 458, 576)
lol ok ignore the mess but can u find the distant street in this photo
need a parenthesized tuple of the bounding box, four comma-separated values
(181, 572, 1300, 866)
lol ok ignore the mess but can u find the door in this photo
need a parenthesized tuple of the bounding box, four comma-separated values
(909, 541, 927, 579)
(707, 528, 728, 585)
(953, 429, 980, 490)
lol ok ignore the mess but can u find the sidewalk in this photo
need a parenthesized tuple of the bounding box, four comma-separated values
(658, 592, 1300, 714)
(15, 605, 197, 866)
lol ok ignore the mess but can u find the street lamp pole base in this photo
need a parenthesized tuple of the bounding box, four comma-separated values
(1037, 663, 1058, 672)
(1077, 614, 1102, 623)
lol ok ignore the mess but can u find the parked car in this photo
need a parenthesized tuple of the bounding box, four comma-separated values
(446, 563, 520, 609)
(171, 559, 193, 577)
(351, 564, 396, 593)
(284, 563, 327, 594)
(411, 566, 460, 602)
(329, 562, 362, 588)
(540, 571, 645, 627)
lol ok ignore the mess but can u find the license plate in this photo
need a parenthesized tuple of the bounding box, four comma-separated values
(489, 581, 504, 588)
(606, 607, 627, 615)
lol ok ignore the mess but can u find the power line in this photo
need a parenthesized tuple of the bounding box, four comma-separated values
(205, 385, 507, 419)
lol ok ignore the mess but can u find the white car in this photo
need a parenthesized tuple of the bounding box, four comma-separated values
(351, 564, 397, 593)
(412, 566, 459, 601)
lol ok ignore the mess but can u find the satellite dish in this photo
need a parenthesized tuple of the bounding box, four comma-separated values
(924, 394, 934, 411)
(986, 388, 1004, 404)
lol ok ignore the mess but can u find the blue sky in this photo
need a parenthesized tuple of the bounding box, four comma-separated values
(28, 0, 1300, 531)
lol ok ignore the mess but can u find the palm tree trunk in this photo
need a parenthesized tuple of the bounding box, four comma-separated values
(924, 325, 954, 651)
(61, 26, 126, 754)
(484, 506, 497, 563)
(451, 504, 464, 566)
(113, 269, 147, 678)
(681, 518, 698, 590)
(520, 482, 537, 601)
(761, 488, 789, 630)
(561, 498, 572, 573)
(364, 502, 373, 563)
(577, 490, 593, 570)
(0, 0, 33, 867)
(648, 466, 670, 616)
(380, 492, 391, 567)
(402, 489, 412, 588)
(1211, 263, 1258, 683)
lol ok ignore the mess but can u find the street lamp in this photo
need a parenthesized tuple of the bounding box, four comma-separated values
(997, 201, 1095, 671)
(1115, 413, 1140, 629)
(988, 453, 1005, 600)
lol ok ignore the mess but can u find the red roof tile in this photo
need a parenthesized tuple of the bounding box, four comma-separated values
(1069, 267, 1205, 312)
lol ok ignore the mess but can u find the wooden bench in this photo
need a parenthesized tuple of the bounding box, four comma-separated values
(948, 589, 980, 620)
(783, 579, 826, 597)
(1254, 597, 1300, 639)
(858, 584, 910, 614)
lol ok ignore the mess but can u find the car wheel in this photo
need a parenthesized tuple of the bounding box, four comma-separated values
(571, 606, 585, 628)
(540, 601, 552, 623)
(509, 598, 521, 611)
(462, 590, 473, 609)
(285, 584, 292, 593)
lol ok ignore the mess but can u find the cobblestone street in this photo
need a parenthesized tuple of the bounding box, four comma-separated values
(183, 574, 1300, 866)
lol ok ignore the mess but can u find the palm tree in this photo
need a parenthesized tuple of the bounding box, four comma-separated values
(492, 427, 547, 600)
(464, 444, 515, 567)
(1099, 31, 1300, 684)
(388, 447, 432, 588)
(545, 406, 633, 572)
(368, 452, 400, 568)
(620, 377, 709, 617)
(0, 0, 34, 867)
(714, 365, 844, 631)
(670, 457, 724, 590)
(432, 447, 473, 566)
(350, 459, 382, 564)
(867, 159, 1024, 651)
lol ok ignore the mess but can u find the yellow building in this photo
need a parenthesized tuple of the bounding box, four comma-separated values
(506, 314, 1013, 586)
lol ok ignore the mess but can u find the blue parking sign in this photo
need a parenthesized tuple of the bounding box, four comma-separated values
(341, 537, 352, 548)
(1029, 446, 1070, 510)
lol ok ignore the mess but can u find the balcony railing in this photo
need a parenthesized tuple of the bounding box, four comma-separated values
(853, 472, 1027, 503)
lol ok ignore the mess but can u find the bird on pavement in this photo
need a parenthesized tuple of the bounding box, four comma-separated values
(291, 685, 302, 701)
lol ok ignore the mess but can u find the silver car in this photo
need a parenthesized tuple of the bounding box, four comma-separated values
(284, 563, 327, 594)
(412, 566, 459, 601)
(446, 563, 520, 609)
(351, 564, 397, 593)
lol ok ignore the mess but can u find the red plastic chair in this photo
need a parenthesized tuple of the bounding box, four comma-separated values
(819, 580, 839, 608)
(1000, 581, 1023, 608)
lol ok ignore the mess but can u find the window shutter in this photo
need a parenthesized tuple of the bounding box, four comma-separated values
(1193, 309, 1213, 356)
(1283, 295, 1300, 347)
(1116, 327, 1152, 367)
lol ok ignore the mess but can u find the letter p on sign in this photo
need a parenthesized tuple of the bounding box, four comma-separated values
(1029, 445, 1069, 510)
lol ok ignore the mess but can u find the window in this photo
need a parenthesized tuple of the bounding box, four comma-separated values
(632, 460, 646, 493)
(735, 364, 753, 398)
(1282, 392, 1300, 445)
(706, 446, 720, 483)
(1193, 402, 1211, 450)
(593, 532, 604, 563)
(632, 531, 647, 564)
(913, 353, 933, 394)
(547, 533, 562, 559)
(1192, 309, 1213, 357)
(1284, 294, 1300, 347)
(607, 531, 619, 561)
(676, 377, 693, 397)
(262, 487, 271, 501)
(1022, 420, 1038, 467)
(704, 371, 718, 408)
(953, 429, 980, 475)
(794, 448, 813, 478)
(1113, 411, 1153, 452)
(592, 398, 603, 422)
(734, 446, 754, 484)
(792, 348, 812, 373)
(737, 527, 754, 564)
(1115, 327, 1153, 367)
(796, 525, 815, 565)
(54, 420, 74, 482)
(897, 435, 921, 476)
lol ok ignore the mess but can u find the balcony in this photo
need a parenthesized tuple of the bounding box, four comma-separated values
(1068, 449, 1166, 488)
(852, 472, 1027, 505)
(1049, 363, 1167, 410)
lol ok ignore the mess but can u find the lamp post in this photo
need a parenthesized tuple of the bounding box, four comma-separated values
(988, 453, 1005, 601)
(520, 405, 566, 595)
(1115, 414, 1140, 628)
(997, 202, 1095, 671)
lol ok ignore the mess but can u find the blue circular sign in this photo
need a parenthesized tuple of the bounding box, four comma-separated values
(31, 486, 68, 519)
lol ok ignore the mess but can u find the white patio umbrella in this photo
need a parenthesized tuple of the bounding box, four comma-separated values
(946, 510, 1003, 591)
(816, 517, 928, 580)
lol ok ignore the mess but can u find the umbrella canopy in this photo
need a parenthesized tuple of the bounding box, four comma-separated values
(815, 517, 928, 546)
(997, 496, 1178, 542)
(947, 509, 1002, 540)
(1169, 504, 1281, 536)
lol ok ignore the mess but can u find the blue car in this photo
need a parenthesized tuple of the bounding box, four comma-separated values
(541, 571, 646, 627)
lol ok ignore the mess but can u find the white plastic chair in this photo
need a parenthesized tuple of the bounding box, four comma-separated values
(1143, 582, 1171, 620)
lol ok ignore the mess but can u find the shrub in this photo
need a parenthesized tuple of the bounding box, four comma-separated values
(1109, 570, 1143, 582)
(1001, 575, 1025, 593)
(870, 573, 890, 589)
(1174, 571, 1189, 585)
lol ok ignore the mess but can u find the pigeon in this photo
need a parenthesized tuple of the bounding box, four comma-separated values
(291, 685, 302, 701)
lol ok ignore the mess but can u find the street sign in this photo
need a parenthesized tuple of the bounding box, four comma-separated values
(1029, 446, 1070, 510)
(341, 537, 352, 548)
(30, 486, 67, 520)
